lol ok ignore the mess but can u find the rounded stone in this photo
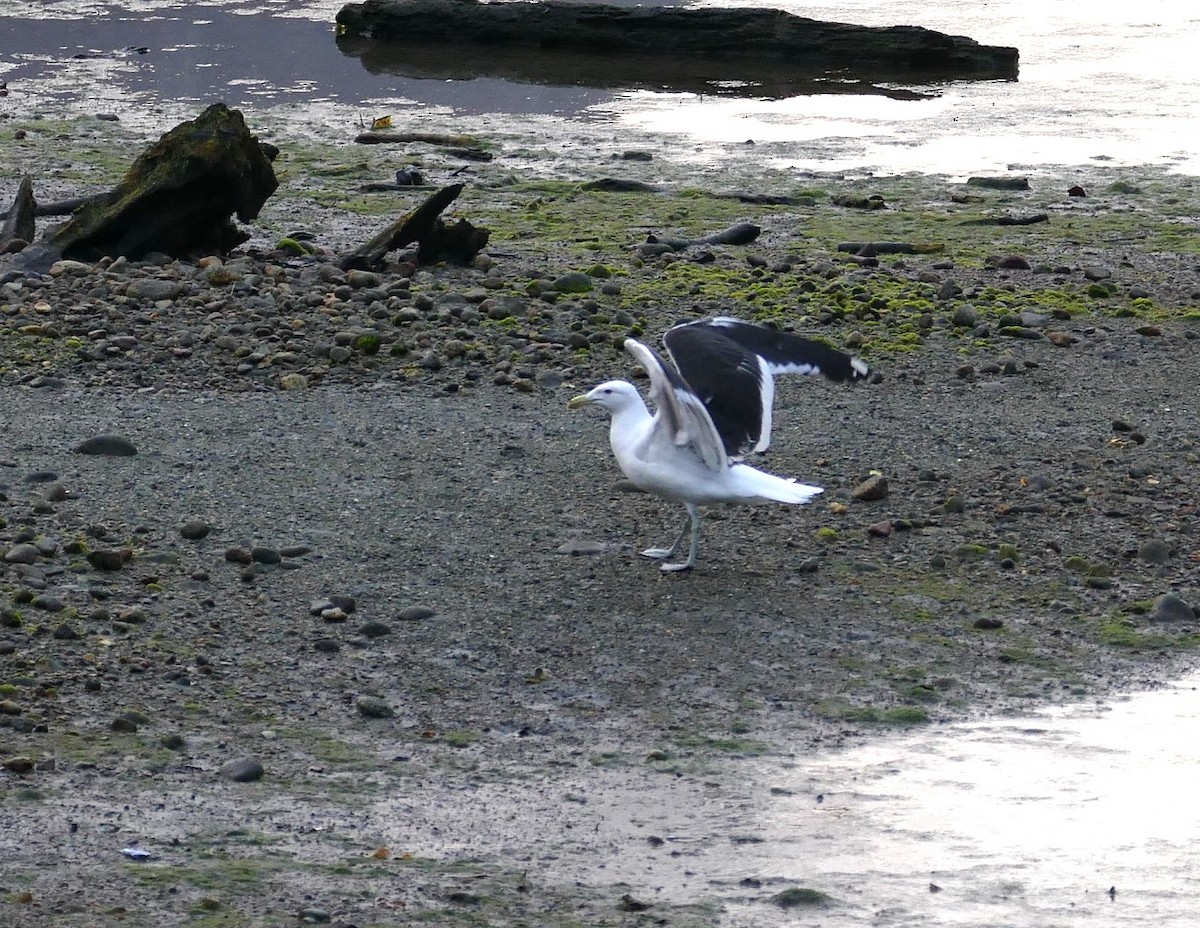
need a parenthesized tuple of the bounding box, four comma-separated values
(73, 435, 138, 456)
(180, 520, 212, 540)
(1149, 593, 1195, 623)
(219, 756, 265, 782)
(355, 695, 395, 719)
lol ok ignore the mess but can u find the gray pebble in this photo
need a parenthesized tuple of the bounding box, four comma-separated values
(950, 304, 977, 327)
(127, 278, 183, 301)
(398, 605, 436, 621)
(557, 540, 608, 556)
(219, 756, 265, 782)
(355, 695, 395, 719)
(3, 544, 40, 565)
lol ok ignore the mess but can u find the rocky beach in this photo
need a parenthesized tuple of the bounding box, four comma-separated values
(2, 106, 1200, 925)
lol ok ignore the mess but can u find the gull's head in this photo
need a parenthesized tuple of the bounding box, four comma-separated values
(568, 380, 642, 414)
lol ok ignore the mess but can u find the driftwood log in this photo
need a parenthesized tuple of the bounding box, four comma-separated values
(336, 0, 1019, 98)
(340, 182, 489, 270)
(0, 176, 36, 253)
(646, 222, 762, 252)
(11, 102, 278, 274)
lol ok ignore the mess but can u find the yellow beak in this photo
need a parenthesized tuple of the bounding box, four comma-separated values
(568, 394, 591, 410)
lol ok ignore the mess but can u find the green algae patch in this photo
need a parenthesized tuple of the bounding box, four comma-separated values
(814, 699, 931, 726)
(1098, 617, 1200, 650)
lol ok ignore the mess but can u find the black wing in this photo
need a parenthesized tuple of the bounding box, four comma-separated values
(664, 317, 868, 456)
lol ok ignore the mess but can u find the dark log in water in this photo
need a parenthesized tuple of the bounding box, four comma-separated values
(335, 0, 1019, 95)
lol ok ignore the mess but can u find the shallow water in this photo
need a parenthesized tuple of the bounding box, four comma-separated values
(400, 677, 1200, 925)
(2, 0, 1198, 176)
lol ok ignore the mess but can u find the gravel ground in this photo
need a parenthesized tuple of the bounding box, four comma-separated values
(2, 111, 1199, 926)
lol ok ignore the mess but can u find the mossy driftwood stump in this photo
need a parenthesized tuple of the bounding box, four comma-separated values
(341, 182, 489, 270)
(13, 102, 277, 273)
(336, 0, 1019, 93)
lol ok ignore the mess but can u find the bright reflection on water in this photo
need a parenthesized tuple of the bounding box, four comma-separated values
(769, 679, 1200, 925)
(364, 678, 1200, 926)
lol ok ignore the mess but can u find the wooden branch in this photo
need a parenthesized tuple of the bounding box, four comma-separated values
(341, 183, 488, 270)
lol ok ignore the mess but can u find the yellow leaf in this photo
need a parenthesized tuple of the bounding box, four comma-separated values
(371, 115, 393, 130)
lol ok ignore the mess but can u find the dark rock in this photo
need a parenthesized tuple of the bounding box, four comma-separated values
(73, 435, 137, 456)
(966, 176, 1030, 190)
(219, 756, 265, 782)
(973, 617, 1004, 630)
(250, 546, 281, 565)
(3, 543, 40, 565)
(950, 305, 978, 327)
(356, 695, 395, 718)
(180, 520, 211, 540)
(1148, 593, 1195, 623)
(398, 605, 436, 621)
(329, 594, 357, 613)
(852, 474, 889, 502)
(224, 547, 253, 564)
(2, 756, 35, 774)
(1137, 539, 1171, 565)
(86, 549, 127, 571)
(867, 520, 893, 537)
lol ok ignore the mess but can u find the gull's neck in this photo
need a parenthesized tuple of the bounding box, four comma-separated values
(607, 396, 653, 460)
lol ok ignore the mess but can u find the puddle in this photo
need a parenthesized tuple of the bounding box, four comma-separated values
(370, 678, 1200, 925)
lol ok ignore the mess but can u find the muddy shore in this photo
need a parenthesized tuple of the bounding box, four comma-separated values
(2, 110, 1199, 926)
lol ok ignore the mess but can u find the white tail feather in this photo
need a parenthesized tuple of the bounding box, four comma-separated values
(728, 463, 822, 504)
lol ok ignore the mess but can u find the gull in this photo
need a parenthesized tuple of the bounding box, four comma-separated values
(569, 316, 869, 571)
